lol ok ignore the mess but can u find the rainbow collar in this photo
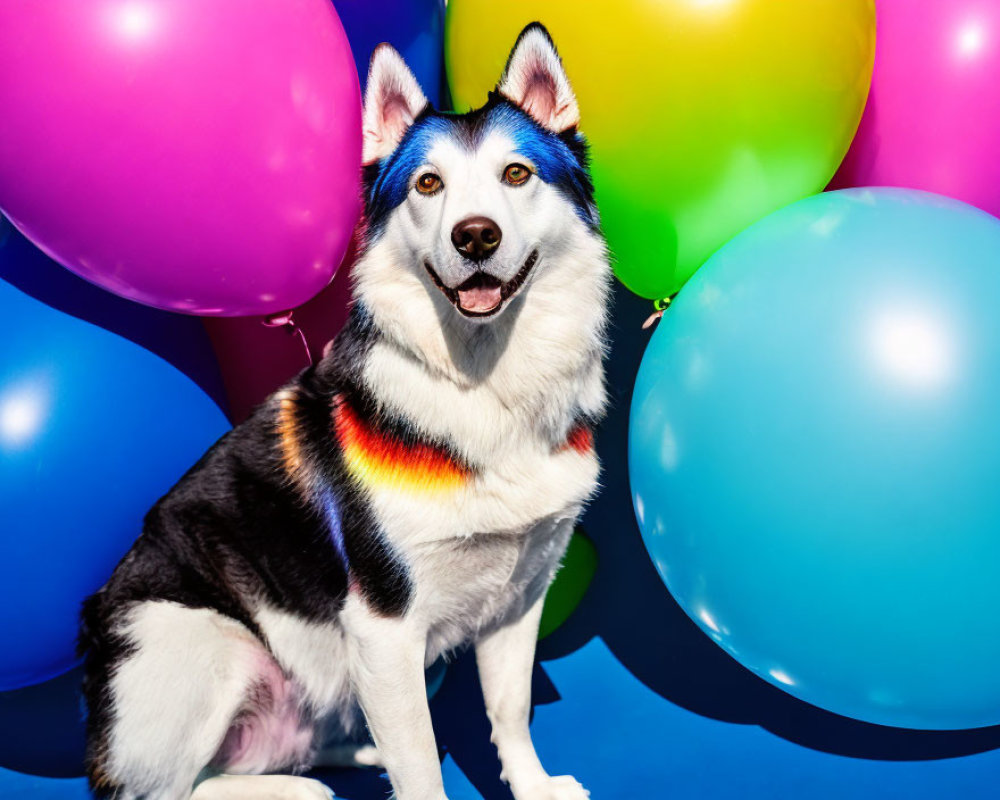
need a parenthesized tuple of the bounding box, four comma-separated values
(332, 394, 472, 495)
(278, 388, 593, 499)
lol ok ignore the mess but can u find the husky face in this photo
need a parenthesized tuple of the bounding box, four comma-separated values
(357, 25, 598, 324)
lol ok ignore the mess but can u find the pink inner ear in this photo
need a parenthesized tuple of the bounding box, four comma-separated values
(519, 61, 559, 125)
(381, 90, 415, 139)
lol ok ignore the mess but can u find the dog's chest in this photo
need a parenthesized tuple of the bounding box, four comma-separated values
(411, 512, 576, 661)
(334, 340, 602, 652)
(354, 428, 596, 655)
(351, 337, 602, 542)
(358, 436, 597, 544)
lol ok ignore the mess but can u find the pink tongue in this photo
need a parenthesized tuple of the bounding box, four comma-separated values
(457, 285, 502, 313)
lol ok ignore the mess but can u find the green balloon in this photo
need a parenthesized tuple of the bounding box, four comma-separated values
(446, 0, 875, 299)
(538, 529, 597, 640)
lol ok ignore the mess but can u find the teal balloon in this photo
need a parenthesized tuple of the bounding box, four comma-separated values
(630, 188, 1000, 730)
(0, 277, 229, 690)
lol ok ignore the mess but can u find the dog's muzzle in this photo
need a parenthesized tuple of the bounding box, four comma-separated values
(425, 250, 539, 318)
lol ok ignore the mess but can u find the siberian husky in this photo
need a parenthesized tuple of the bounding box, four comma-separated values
(80, 23, 610, 800)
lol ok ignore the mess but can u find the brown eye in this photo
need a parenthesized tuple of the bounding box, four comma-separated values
(415, 172, 443, 194)
(503, 163, 532, 186)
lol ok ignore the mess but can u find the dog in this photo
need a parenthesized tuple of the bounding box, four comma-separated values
(79, 23, 609, 800)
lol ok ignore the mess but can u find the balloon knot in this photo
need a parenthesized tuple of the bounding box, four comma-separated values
(642, 296, 673, 330)
(262, 311, 295, 328)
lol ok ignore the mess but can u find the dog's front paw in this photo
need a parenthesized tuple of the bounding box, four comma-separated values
(512, 774, 590, 800)
(261, 777, 335, 800)
(193, 775, 335, 800)
(299, 778, 336, 800)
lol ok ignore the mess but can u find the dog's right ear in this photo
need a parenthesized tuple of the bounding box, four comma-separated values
(362, 44, 429, 165)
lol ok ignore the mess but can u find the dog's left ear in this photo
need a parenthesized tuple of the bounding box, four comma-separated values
(497, 23, 580, 133)
(363, 44, 429, 164)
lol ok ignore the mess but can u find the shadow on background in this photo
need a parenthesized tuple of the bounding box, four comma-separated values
(0, 667, 86, 778)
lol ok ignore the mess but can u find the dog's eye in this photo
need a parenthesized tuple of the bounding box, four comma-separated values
(415, 172, 443, 194)
(503, 163, 532, 186)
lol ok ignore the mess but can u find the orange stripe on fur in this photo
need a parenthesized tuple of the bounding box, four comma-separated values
(276, 390, 307, 484)
(561, 423, 594, 455)
(333, 395, 470, 494)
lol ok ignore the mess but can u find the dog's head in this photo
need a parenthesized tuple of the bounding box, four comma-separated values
(353, 23, 606, 344)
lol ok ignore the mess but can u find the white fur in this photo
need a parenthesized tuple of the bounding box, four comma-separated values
(251, 606, 355, 729)
(105, 603, 270, 799)
(191, 774, 333, 800)
(477, 588, 589, 799)
(341, 596, 447, 800)
(352, 127, 609, 463)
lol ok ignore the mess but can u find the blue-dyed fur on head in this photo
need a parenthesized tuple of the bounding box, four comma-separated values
(363, 97, 598, 240)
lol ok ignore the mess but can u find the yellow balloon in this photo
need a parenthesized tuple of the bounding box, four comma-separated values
(446, 0, 875, 300)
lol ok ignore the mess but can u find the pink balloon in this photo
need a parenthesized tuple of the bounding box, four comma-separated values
(0, 0, 361, 316)
(831, 0, 1000, 216)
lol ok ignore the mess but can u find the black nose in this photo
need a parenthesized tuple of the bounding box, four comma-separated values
(451, 216, 502, 261)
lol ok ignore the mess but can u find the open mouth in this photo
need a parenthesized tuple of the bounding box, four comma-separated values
(424, 250, 539, 318)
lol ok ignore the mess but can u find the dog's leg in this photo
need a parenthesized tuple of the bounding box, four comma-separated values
(341, 595, 445, 800)
(191, 774, 333, 799)
(476, 594, 590, 800)
(87, 601, 317, 800)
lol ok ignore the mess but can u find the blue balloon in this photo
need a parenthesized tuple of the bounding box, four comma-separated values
(335, 0, 446, 106)
(630, 188, 1000, 730)
(0, 216, 228, 414)
(0, 278, 229, 690)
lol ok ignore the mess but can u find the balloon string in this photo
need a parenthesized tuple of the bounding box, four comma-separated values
(262, 311, 313, 367)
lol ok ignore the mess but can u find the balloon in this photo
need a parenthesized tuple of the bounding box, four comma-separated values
(0, 0, 361, 316)
(0, 278, 230, 690)
(830, 0, 1000, 217)
(538, 529, 597, 640)
(336, 0, 446, 106)
(0, 216, 227, 413)
(630, 188, 1000, 730)
(446, 0, 874, 300)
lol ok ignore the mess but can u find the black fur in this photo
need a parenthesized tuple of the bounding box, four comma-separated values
(77, 304, 441, 794)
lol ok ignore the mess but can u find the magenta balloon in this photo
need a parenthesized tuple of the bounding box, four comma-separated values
(831, 0, 1000, 216)
(0, 0, 361, 316)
